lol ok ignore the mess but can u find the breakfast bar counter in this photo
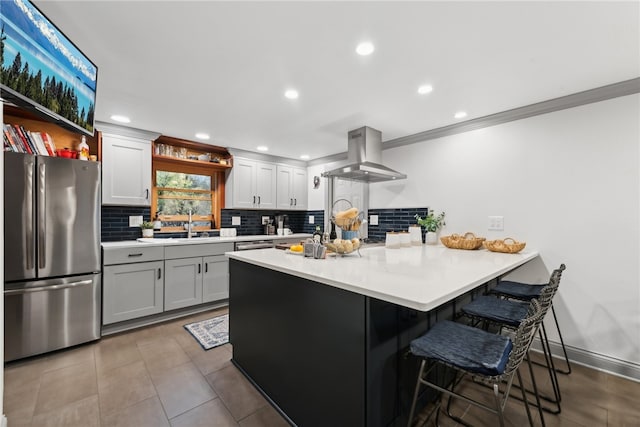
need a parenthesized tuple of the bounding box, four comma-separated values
(227, 245, 539, 427)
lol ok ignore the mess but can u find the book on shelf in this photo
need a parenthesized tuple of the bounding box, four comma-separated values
(3, 124, 58, 156)
(3, 126, 20, 152)
(41, 133, 57, 156)
(29, 131, 50, 156)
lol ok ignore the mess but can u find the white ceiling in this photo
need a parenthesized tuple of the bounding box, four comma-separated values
(35, 1, 639, 161)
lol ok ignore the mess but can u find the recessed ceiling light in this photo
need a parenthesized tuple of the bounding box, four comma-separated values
(417, 85, 433, 95)
(300, 154, 310, 160)
(356, 42, 375, 56)
(256, 146, 269, 152)
(195, 133, 210, 140)
(454, 111, 468, 119)
(110, 115, 130, 123)
(284, 89, 299, 99)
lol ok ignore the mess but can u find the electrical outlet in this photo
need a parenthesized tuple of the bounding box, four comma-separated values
(309, 215, 315, 224)
(488, 216, 504, 231)
(129, 216, 143, 227)
(370, 215, 379, 226)
(261, 216, 270, 225)
(232, 216, 241, 226)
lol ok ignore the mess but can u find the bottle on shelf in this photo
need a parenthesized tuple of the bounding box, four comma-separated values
(77, 135, 89, 161)
(313, 225, 322, 243)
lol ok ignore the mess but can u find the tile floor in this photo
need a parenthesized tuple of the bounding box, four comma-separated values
(412, 350, 640, 427)
(4, 306, 288, 427)
(4, 306, 640, 427)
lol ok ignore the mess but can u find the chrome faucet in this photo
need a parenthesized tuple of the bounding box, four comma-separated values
(188, 209, 193, 239)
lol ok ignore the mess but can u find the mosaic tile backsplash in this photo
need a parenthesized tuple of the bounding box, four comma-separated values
(101, 206, 151, 242)
(220, 209, 324, 236)
(101, 205, 425, 242)
(367, 207, 429, 242)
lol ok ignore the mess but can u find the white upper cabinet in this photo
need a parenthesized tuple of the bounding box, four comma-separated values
(226, 157, 277, 209)
(277, 165, 307, 210)
(102, 133, 152, 206)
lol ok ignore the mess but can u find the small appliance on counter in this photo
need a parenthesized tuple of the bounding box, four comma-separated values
(275, 214, 289, 235)
(264, 217, 275, 235)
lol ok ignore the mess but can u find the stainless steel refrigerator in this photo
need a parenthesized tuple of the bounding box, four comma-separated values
(4, 152, 101, 361)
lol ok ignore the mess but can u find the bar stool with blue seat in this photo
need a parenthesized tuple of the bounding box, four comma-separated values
(407, 299, 543, 427)
(490, 264, 570, 375)
(460, 265, 564, 415)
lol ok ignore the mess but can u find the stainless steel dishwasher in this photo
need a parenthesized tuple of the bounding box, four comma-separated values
(234, 240, 275, 251)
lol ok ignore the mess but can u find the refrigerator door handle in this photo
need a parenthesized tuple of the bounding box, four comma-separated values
(38, 163, 46, 269)
(4, 279, 93, 295)
(25, 160, 34, 270)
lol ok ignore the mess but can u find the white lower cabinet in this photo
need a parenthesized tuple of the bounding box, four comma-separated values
(203, 255, 229, 302)
(103, 258, 164, 325)
(164, 257, 204, 310)
(103, 242, 232, 326)
(163, 242, 233, 311)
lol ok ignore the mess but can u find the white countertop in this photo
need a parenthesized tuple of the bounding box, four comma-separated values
(101, 233, 312, 249)
(226, 244, 539, 311)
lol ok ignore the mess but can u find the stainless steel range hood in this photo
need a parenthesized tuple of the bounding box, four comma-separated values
(321, 126, 407, 183)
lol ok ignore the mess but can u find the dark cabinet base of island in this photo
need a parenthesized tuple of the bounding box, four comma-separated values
(229, 259, 477, 427)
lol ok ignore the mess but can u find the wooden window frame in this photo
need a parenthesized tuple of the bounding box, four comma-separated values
(152, 159, 225, 232)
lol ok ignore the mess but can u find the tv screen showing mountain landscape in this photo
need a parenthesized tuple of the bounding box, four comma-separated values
(1, 0, 98, 135)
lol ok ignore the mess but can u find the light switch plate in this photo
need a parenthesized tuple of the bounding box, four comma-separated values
(309, 215, 315, 224)
(129, 216, 143, 227)
(370, 215, 379, 226)
(262, 216, 270, 225)
(232, 216, 241, 226)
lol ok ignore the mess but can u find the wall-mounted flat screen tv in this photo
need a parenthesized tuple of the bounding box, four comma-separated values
(1, 0, 98, 136)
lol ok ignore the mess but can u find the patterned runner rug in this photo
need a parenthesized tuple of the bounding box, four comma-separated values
(184, 314, 229, 350)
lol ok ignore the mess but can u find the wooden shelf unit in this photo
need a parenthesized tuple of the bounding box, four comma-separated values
(151, 135, 231, 230)
(153, 135, 232, 169)
(3, 104, 101, 159)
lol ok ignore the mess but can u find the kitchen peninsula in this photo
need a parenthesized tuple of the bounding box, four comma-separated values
(227, 245, 538, 427)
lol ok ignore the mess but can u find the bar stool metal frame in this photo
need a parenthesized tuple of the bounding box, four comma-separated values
(491, 264, 570, 375)
(407, 299, 543, 427)
(460, 265, 565, 417)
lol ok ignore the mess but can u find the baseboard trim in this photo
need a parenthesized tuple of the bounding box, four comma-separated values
(1, 414, 7, 427)
(101, 301, 228, 336)
(531, 338, 640, 382)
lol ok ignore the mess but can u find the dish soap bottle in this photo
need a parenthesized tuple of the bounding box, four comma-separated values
(313, 225, 322, 243)
(153, 212, 162, 231)
(77, 136, 89, 160)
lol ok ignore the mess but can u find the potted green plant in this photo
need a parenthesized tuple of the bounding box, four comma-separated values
(414, 210, 446, 244)
(141, 221, 154, 238)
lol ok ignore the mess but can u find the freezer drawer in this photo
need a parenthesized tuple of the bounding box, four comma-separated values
(4, 273, 101, 362)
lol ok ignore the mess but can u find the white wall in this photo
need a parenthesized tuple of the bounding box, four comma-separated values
(369, 94, 640, 366)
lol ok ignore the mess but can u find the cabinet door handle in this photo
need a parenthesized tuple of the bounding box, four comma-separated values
(128, 253, 143, 257)
(145, 189, 149, 200)
(258, 196, 261, 205)
(253, 195, 256, 204)
(294, 198, 297, 206)
(290, 198, 293, 206)
(158, 268, 162, 280)
(205, 263, 208, 273)
(198, 264, 201, 274)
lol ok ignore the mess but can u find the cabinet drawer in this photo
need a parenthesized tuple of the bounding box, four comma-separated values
(103, 246, 165, 265)
(164, 242, 234, 259)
